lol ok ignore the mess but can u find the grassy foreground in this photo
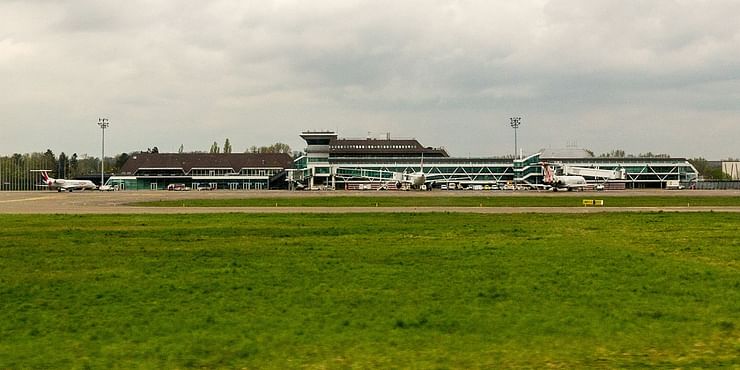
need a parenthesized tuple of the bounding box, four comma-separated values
(134, 195, 740, 208)
(1, 213, 739, 368)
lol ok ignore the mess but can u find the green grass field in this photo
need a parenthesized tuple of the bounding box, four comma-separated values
(134, 195, 740, 208)
(1, 213, 739, 368)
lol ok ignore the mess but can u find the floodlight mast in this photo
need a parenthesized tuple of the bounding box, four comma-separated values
(97, 118, 109, 188)
(510, 117, 521, 160)
(510, 117, 522, 191)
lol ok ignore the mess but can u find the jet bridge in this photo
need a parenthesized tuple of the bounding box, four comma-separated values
(562, 165, 625, 180)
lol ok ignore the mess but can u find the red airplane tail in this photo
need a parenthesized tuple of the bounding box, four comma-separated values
(541, 162, 554, 184)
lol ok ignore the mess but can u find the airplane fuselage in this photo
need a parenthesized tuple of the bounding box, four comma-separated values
(551, 175, 587, 191)
(409, 173, 426, 187)
(38, 171, 97, 192)
(48, 179, 97, 192)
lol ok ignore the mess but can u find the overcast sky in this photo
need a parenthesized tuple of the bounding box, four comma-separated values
(1, 0, 738, 159)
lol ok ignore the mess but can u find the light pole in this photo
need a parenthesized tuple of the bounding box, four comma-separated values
(97, 118, 109, 188)
(510, 117, 522, 190)
(510, 117, 521, 159)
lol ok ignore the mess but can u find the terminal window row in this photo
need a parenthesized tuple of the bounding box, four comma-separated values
(332, 145, 417, 150)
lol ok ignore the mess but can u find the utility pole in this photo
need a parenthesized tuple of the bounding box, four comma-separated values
(97, 118, 110, 188)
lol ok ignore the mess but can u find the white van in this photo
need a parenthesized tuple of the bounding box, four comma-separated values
(666, 180, 684, 190)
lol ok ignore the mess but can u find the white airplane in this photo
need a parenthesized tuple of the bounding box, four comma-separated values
(403, 170, 426, 188)
(34, 170, 98, 192)
(541, 162, 587, 191)
(342, 155, 433, 190)
(401, 154, 432, 190)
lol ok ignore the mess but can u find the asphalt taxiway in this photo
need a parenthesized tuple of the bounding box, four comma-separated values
(1, 190, 739, 214)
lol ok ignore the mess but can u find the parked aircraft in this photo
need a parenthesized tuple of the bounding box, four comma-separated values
(402, 170, 426, 188)
(34, 170, 98, 192)
(541, 162, 587, 191)
(401, 154, 433, 190)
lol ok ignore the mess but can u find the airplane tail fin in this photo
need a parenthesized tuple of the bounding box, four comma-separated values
(31, 170, 54, 186)
(41, 171, 55, 184)
(541, 162, 554, 183)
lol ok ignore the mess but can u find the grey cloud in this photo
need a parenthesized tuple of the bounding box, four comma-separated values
(0, 0, 739, 159)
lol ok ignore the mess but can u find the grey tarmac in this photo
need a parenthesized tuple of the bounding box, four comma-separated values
(1, 189, 739, 214)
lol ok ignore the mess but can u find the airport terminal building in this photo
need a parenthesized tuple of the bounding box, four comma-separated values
(288, 131, 699, 190)
(102, 130, 699, 191)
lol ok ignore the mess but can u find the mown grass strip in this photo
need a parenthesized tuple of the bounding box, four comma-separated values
(133, 195, 740, 208)
(1, 213, 739, 368)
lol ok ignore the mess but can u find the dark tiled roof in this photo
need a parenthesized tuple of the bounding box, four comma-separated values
(120, 153, 294, 175)
(329, 139, 449, 157)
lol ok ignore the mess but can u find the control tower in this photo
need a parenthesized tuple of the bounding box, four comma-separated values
(299, 131, 337, 189)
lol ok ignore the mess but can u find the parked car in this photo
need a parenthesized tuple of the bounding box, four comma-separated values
(167, 183, 190, 191)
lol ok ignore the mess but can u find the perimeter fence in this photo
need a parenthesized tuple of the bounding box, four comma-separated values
(0, 156, 55, 191)
(694, 181, 740, 190)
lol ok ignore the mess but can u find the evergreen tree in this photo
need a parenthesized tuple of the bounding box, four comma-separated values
(43, 149, 56, 172)
(114, 153, 130, 173)
(223, 138, 232, 153)
(58, 152, 68, 178)
(178, 144, 184, 153)
(210, 141, 220, 154)
(70, 153, 78, 177)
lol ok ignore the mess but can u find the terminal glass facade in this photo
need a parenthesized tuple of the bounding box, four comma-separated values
(289, 131, 700, 190)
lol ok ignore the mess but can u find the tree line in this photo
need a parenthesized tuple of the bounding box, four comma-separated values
(189, 139, 297, 156)
(0, 150, 129, 190)
(0, 139, 300, 188)
(138, 139, 296, 156)
(597, 149, 672, 158)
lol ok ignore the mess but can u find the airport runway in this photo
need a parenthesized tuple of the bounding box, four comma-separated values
(0, 190, 739, 214)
